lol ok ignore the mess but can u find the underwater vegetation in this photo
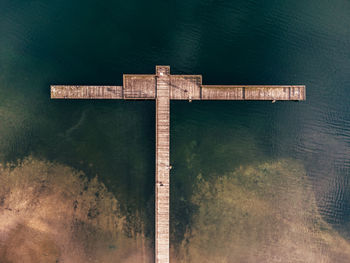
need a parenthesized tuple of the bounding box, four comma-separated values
(1, 158, 349, 262)
(0, 158, 150, 263)
(174, 160, 350, 263)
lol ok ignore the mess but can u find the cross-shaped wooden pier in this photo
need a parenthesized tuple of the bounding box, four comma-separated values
(51, 65, 305, 263)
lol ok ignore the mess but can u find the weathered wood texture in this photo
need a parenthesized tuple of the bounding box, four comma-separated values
(123, 75, 156, 99)
(51, 69, 305, 102)
(201, 85, 243, 100)
(156, 65, 170, 76)
(201, 85, 306, 100)
(169, 75, 202, 100)
(155, 67, 170, 263)
(50, 85, 123, 99)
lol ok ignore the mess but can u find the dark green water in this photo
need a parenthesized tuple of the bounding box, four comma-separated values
(1, 0, 350, 262)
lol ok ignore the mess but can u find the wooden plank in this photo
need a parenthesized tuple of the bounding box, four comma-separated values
(201, 85, 243, 100)
(289, 86, 306, 100)
(123, 75, 156, 99)
(155, 67, 170, 263)
(170, 75, 202, 100)
(156, 65, 170, 76)
(50, 85, 123, 99)
(201, 85, 306, 100)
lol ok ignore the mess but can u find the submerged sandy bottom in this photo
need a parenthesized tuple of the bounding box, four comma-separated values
(174, 160, 350, 263)
(1, 158, 350, 262)
(0, 158, 149, 263)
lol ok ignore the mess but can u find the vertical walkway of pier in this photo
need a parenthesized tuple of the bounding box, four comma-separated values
(155, 66, 170, 263)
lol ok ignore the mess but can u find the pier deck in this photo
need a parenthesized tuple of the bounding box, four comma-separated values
(155, 66, 170, 263)
(50, 65, 306, 263)
(52, 70, 305, 101)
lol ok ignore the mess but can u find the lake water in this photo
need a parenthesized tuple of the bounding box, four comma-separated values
(1, 0, 350, 262)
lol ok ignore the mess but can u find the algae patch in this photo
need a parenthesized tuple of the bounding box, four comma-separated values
(175, 160, 350, 263)
(0, 158, 151, 263)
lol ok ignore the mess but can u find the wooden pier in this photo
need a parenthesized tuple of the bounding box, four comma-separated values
(51, 65, 305, 263)
(155, 66, 170, 263)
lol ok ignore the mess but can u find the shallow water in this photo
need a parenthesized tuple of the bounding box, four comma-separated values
(1, 0, 350, 262)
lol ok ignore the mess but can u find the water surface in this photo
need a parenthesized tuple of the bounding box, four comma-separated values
(1, 0, 350, 262)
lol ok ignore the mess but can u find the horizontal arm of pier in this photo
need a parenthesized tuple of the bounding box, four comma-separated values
(50, 85, 124, 99)
(51, 82, 305, 101)
(201, 85, 306, 101)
